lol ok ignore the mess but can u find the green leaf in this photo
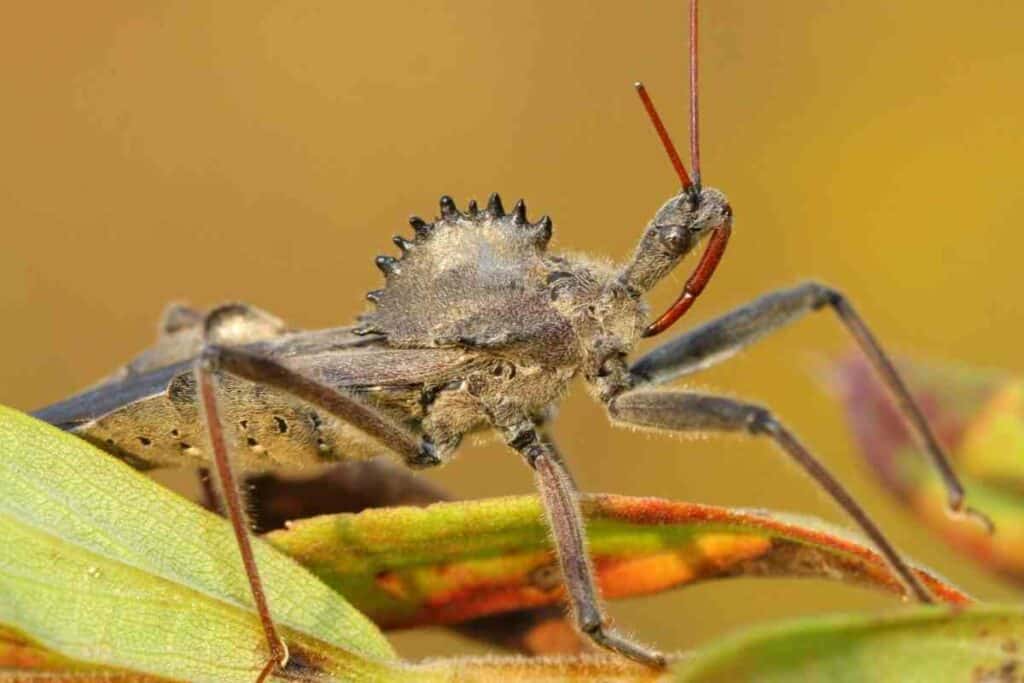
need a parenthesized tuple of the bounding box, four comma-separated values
(266, 493, 969, 632)
(831, 356, 1024, 584)
(673, 605, 1024, 682)
(0, 405, 397, 682)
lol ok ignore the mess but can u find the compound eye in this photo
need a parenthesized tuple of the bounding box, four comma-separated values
(659, 224, 688, 251)
(722, 203, 733, 219)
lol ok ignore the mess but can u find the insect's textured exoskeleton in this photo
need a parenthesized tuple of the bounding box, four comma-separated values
(358, 194, 647, 414)
(375, 196, 649, 355)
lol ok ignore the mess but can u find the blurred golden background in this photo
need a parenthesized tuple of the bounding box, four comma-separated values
(2, 0, 1021, 661)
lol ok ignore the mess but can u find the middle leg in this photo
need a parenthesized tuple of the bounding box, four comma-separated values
(609, 389, 933, 602)
(505, 423, 666, 667)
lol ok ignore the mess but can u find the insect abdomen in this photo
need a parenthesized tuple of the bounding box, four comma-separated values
(73, 370, 421, 472)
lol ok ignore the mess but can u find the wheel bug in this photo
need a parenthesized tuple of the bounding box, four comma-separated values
(32, 0, 993, 677)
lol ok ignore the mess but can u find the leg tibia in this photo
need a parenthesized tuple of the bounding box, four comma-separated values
(506, 425, 667, 669)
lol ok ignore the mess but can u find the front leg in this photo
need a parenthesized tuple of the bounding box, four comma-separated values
(628, 281, 990, 530)
(504, 423, 666, 668)
(609, 389, 933, 603)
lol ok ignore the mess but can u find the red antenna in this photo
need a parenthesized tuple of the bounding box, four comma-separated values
(634, 83, 693, 191)
(636, 0, 732, 338)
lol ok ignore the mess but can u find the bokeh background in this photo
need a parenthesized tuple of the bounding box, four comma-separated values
(2, 0, 1021, 661)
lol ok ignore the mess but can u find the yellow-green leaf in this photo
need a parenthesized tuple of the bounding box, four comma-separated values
(0, 405, 397, 682)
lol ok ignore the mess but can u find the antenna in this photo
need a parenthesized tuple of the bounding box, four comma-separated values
(634, 83, 692, 191)
(636, 0, 732, 338)
(689, 0, 701, 193)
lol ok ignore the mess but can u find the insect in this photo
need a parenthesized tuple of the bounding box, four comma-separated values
(33, 0, 991, 677)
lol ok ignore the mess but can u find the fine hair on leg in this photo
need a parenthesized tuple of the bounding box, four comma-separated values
(627, 281, 991, 531)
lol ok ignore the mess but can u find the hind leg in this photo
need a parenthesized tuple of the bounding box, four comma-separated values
(194, 307, 439, 680)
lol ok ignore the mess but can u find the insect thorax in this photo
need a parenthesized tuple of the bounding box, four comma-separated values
(359, 195, 647, 433)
